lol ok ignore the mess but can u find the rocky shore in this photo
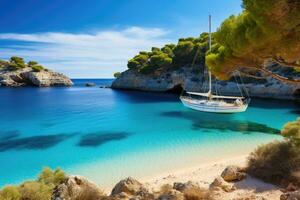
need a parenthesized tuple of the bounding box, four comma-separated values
(112, 66, 300, 100)
(0, 67, 73, 87)
(50, 159, 299, 200)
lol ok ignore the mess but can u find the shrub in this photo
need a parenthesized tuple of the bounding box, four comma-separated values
(19, 181, 52, 200)
(31, 65, 44, 72)
(114, 72, 122, 78)
(0, 185, 21, 200)
(281, 118, 300, 145)
(38, 167, 66, 186)
(246, 140, 300, 186)
(9, 56, 26, 70)
(28, 61, 38, 67)
(0, 167, 66, 200)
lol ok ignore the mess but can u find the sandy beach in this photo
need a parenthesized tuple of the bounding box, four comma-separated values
(141, 155, 283, 200)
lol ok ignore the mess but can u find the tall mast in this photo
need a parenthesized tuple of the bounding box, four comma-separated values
(208, 15, 212, 97)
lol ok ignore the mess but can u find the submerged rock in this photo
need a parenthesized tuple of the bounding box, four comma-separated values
(0, 67, 73, 87)
(51, 176, 104, 200)
(86, 82, 96, 87)
(221, 165, 247, 182)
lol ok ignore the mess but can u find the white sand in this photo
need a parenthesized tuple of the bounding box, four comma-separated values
(142, 155, 283, 200)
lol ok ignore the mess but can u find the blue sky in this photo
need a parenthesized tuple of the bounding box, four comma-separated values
(0, 0, 242, 78)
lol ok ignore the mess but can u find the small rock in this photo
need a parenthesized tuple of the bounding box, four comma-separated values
(210, 176, 236, 192)
(111, 177, 146, 196)
(173, 181, 199, 193)
(221, 165, 247, 182)
(280, 190, 300, 200)
(86, 82, 96, 87)
(51, 176, 104, 200)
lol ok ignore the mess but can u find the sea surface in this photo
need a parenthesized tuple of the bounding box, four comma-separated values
(0, 79, 299, 188)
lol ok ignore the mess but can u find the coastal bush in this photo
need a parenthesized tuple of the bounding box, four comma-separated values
(0, 185, 21, 200)
(246, 118, 300, 186)
(28, 61, 38, 67)
(19, 181, 52, 200)
(31, 65, 44, 72)
(0, 167, 66, 200)
(114, 72, 122, 78)
(8, 56, 26, 70)
(281, 117, 300, 146)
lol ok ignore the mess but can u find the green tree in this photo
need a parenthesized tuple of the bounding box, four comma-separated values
(173, 41, 195, 66)
(206, 0, 300, 82)
(127, 54, 149, 69)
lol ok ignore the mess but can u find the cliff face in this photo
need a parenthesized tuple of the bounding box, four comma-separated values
(112, 67, 300, 100)
(0, 67, 73, 87)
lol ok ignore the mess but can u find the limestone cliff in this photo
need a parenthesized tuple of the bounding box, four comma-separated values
(112, 66, 300, 100)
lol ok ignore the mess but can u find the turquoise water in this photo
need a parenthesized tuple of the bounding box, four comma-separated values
(0, 79, 299, 188)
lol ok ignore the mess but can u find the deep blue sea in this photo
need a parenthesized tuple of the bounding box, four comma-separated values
(0, 79, 299, 188)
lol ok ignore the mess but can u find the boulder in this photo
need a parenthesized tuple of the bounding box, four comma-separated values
(221, 165, 247, 182)
(210, 176, 236, 192)
(110, 177, 146, 196)
(280, 190, 300, 200)
(173, 181, 199, 193)
(51, 176, 104, 200)
(157, 189, 184, 200)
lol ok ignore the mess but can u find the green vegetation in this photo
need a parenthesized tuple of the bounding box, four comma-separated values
(124, 0, 300, 82)
(0, 167, 66, 200)
(0, 57, 46, 72)
(31, 65, 44, 72)
(247, 118, 300, 186)
(281, 117, 300, 146)
(206, 0, 300, 81)
(9, 56, 26, 70)
(114, 72, 122, 78)
(127, 33, 211, 74)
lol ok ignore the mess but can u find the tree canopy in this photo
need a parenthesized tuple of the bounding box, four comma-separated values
(126, 33, 211, 74)
(206, 0, 300, 82)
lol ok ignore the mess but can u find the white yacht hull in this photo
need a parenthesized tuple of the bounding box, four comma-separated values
(180, 97, 248, 113)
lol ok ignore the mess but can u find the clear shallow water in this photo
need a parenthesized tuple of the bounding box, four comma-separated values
(0, 79, 299, 188)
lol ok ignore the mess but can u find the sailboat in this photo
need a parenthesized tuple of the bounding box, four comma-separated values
(180, 15, 250, 113)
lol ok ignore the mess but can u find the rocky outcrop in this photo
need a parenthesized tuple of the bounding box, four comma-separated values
(210, 176, 236, 192)
(112, 66, 300, 100)
(51, 176, 104, 200)
(0, 67, 73, 87)
(221, 165, 247, 182)
(280, 190, 300, 200)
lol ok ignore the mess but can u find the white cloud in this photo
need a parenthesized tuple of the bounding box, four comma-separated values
(0, 27, 173, 78)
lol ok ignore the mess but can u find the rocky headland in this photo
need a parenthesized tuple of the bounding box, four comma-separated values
(112, 64, 300, 100)
(0, 57, 73, 87)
